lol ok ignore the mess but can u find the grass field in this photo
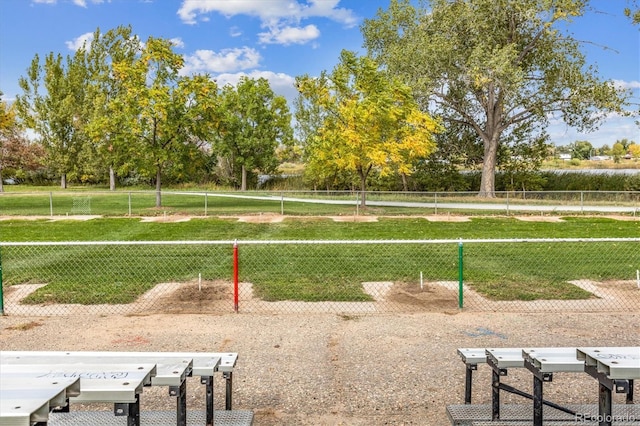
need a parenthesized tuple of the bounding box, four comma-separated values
(1, 216, 639, 304)
(1, 189, 639, 217)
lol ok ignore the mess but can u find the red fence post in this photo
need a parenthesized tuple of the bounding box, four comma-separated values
(233, 240, 239, 313)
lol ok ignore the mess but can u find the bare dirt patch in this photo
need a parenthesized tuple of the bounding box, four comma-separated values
(513, 215, 565, 222)
(571, 279, 640, 301)
(0, 215, 102, 221)
(139, 215, 196, 223)
(1, 213, 638, 223)
(386, 281, 459, 310)
(4, 320, 44, 331)
(149, 280, 234, 314)
(330, 215, 379, 222)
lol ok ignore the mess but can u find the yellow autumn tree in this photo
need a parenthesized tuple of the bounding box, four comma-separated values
(296, 50, 440, 207)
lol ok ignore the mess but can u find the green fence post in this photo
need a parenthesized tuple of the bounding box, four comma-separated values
(458, 239, 464, 309)
(0, 246, 4, 315)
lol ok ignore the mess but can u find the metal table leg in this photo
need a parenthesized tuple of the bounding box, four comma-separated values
(533, 374, 544, 426)
(169, 380, 187, 426)
(599, 381, 612, 426)
(201, 376, 214, 426)
(491, 368, 501, 420)
(224, 371, 233, 410)
(114, 394, 140, 426)
(464, 363, 476, 404)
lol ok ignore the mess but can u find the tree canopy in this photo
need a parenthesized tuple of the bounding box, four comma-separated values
(13, 26, 292, 203)
(216, 77, 293, 190)
(16, 48, 90, 188)
(296, 50, 439, 206)
(362, 0, 634, 197)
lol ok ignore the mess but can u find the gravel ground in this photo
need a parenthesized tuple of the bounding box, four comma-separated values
(1, 311, 639, 425)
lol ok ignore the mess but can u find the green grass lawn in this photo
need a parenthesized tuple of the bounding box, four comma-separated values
(2, 189, 639, 217)
(1, 216, 638, 304)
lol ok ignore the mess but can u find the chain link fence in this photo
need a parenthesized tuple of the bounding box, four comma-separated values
(1, 239, 639, 316)
(1, 190, 639, 217)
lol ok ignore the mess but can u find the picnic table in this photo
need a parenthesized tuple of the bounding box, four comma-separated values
(449, 346, 640, 426)
(0, 351, 253, 426)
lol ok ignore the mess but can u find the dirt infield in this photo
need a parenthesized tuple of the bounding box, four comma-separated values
(1, 310, 638, 425)
(4, 213, 638, 223)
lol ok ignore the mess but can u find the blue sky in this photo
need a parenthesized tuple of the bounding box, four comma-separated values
(0, 0, 638, 147)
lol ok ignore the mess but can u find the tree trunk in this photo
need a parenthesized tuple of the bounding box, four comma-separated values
(359, 170, 367, 208)
(155, 168, 162, 207)
(61, 173, 67, 189)
(0, 163, 4, 193)
(478, 136, 499, 198)
(241, 164, 247, 191)
(109, 166, 116, 191)
(401, 173, 408, 191)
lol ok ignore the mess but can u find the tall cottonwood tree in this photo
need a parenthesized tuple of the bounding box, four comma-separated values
(296, 50, 439, 207)
(111, 37, 219, 207)
(16, 49, 90, 188)
(85, 25, 141, 190)
(362, 0, 632, 197)
(216, 77, 292, 190)
(0, 92, 17, 192)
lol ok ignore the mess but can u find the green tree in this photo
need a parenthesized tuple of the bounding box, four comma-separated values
(570, 140, 593, 160)
(216, 77, 292, 190)
(498, 134, 549, 191)
(615, 138, 633, 151)
(16, 49, 90, 188)
(611, 142, 626, 162)
(110, 37, 218, 206)
(0, 91, 17, 192)
(84, 25, 141, 190)
(362, 0, 632, 197)
(296, 50, 439, 207)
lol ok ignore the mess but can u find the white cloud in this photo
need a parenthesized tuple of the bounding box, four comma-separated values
(613, 79, 640, 90)
(170, 37, 185, 49)
(258, 24, 320, 45)
(178, 0, 357, 26)
(180, 47, 262, 75)
(229, 26, 242, 38)
(177, 0, 357, 45)
(549, 114, 640, 147)
(65, 32, 94, 51)
(215, 70, 298, 103)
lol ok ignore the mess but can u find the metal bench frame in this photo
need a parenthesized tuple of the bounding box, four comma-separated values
(1, 351, 243, 426)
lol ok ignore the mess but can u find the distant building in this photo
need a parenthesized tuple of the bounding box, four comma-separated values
(558, 153, 571, 161)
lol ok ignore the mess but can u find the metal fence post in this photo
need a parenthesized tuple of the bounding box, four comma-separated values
(49, 192, 53, 217)
(458, 239, 464, 309)
(233, 240, 239, 313)
(0, 246, 4, 315)
(506, 192, 510, 216)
